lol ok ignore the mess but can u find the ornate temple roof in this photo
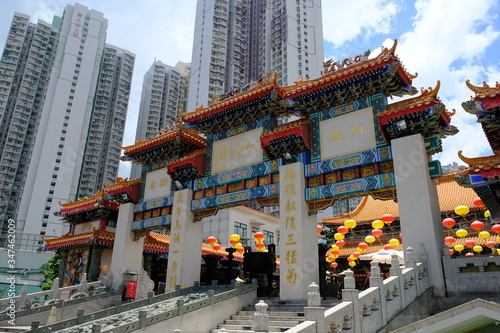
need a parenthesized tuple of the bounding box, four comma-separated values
(58, 177, 140, 217)
(182, 73, 280, 124)
(458, 150, 500, 173)
(322, 172, 479, 225)
(465, 79, 500, 99)
(44, 229, 115, 250)
(143, 232, 244, 261)
(279, 39, 417, 100)
(121, 120, 206, 164)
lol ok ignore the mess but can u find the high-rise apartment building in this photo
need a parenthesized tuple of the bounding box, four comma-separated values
(187, 0, 324, 112)
(77, 45, 135, 199)
(131, 61, 189, 179)
(0, 3, 134, 240)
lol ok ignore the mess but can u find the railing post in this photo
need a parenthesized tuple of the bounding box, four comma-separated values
(147, 291, 154, 305)
(305, 282, 327, 333)
(405, 247, 420, 294)
(77, 309, 85, 324)
(390, 254, 404, 308)
(369, 261, 387, 327)
(139, 310, 147, 329)
(209, 290, 215, 306)
(341, 269, 360, 332)
(18, 283, 28, 310)
(51, 278, 60, 299)
(177, 299, 185, 315)
(31, 321, 39, 333)
(253, 300, 269, 332)
(80, 273, 88, 293)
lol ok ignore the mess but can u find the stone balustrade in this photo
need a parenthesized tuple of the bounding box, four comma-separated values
(286, 247, 430, 333)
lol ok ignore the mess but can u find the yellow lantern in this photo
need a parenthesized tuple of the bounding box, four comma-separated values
(230, 234, 241, 242)
(356, 247, 366, 253)
(454, 205, 469, 217)
(372, 220, 384, 229)
(349, 261, 356, 267)
(331, 245, 340, 251)
(348, 255, 356, 261)
(334, 233, 345, 240)
(257, 247, 265, 252)
(497, 248, 500, 255)
(478, 231, 491, 239)
(325, 256, 334, 263)
(364, 235, 376, 244)
(389, 238, 400, 246)
(331, 254, 339, 259)
(473, 245, 483, 253)
(234, 243, 243, 249)
(455, 229, 468, 238)
(344, 219, 357, 229)
(454, 244, 464, 252)
(485, 210, 491, 218)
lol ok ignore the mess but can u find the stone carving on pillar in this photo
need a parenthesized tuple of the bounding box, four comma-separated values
(80, 273, 88, 293)
(88, 247, 103, 281)
(136, 267, 155, 300)
(51, 278, 60, 299)
(18, 283, 28, 309)
(390, 254, 401, 277)
(253, 300, 269, 332)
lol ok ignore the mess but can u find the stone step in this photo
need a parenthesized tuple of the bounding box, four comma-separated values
(223, 319, 302, 326)
(231, 314, 306, 321)
(214, 324, 293, 331)
(210, 329, 286, 333)
(237, 310, 304, 316)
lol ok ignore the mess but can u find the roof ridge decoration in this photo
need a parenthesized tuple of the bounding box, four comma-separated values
(380, 80, 442, 116)
(104, 177, 141, 191)
(182, 72, 279, 120)
(458, 150, 500, 171)
(465, 79, 500, 99)
(279, 39, 418, 97)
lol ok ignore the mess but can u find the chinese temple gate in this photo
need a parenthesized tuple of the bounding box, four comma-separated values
(109, 40, 457, 299)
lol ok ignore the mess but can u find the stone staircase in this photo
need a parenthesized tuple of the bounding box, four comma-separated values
(211, 299, 340, 333)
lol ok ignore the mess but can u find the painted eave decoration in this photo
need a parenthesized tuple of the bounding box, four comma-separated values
(260, 118, 311, 160)
(120, 121, 206, 164)
(167, 148, 206, 182)
(43, 229, 115, 250)
(378, 81, 458, 141)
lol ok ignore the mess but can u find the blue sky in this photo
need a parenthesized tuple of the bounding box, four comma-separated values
(1, 0, 499, 177)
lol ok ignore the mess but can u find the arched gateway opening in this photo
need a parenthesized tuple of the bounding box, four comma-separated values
(50, 40, 457, 300)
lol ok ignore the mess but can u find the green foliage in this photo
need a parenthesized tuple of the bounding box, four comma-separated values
(41, 252, 63, 291)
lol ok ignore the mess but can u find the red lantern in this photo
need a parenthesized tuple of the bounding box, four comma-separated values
(464, 240, 476, 247)
(442, 218, 456, 228)
(353, 252, 361, 258)
(449, 249, 454, 255)
(381, 214, 394, 223)
(444, 236, 455, 245)
(471, 221, 484, 230)
(486, 241, 497, 248)
(206, 236, 217, 245)
(317, 225, 323, 233)
(330, 262, 338, 268)
(383, 244, 394, 250)
(492, 224, 500, 233)
(473, 197, 485, 207)
(230, 239, 238, 245)
(347, 257, 355, 262)
(331, 250, 340, 255)
(371, 229, 383, 237)
(213, 244, 222, 250)
(465, 252, 474, 256)
(254, 232, 264, 239)
(335, 240, 346, 248)
(255, 242, 265, 249)
(237, 247, 245, 253)
(337, 226, 349, 234)
(358, 242, 368, 250)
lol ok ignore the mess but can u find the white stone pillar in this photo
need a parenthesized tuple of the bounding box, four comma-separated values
(279, 162, 319, 300)
(166, 188, 202, 290)
(109, 203, 145, 290)
(392, 134, 446, 296)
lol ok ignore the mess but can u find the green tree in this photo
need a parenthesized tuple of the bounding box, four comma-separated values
(41, 252, 63, 291)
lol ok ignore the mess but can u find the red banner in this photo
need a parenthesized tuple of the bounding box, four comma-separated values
(125, 281, 137, 298)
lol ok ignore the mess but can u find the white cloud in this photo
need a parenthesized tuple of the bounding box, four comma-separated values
(322, 0, 401, 46)
(395, 0, 500, 164)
